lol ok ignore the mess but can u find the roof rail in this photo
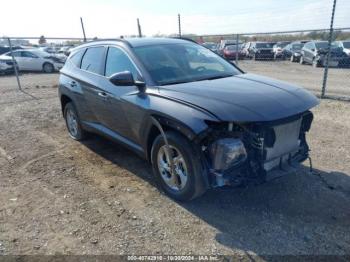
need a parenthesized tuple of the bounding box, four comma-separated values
(170, 36, 198, 44)
(77, 38, 132, 47)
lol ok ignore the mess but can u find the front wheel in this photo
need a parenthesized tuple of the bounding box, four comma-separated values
(151, 131, 206, 201)
(312, 58, 320, 68)
(290, 55, 295, 62)
(299, 56, 305, 65)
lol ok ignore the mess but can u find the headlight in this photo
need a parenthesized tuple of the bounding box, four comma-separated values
(294, 53, 301, 56)
(209, 138, 247, 171)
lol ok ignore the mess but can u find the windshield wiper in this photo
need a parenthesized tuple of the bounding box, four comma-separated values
(196, 74, 234, 81)
(159, 80, 191, 86)
(159, 74, 234, 86)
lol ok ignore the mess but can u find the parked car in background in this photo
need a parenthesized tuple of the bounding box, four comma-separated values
(201, 42, 218, 53)
(300, 41, 328, 66)
(222, 44, 244, 60)
(273, 41, 290, 60)
(282, 42, 304, 62)
(218, 40, 242, 56)
(248, 42, 275, 60)
(0, 46, 24, 55)
(58, 46, 75, 56)
(332, 40, 350, 56)
(59, 38, 318, 201)
(39, 46, 60, 54)
(241, 42, 252, 58)
(316, 47, 350, 68)
(0, 55, 18, 75)
(2, 49, 65, 73)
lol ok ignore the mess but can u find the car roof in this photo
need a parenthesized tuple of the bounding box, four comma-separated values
(75, 37, 195, 49)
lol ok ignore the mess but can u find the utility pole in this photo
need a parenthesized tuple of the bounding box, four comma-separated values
(137, 18, 142, 38)
(178, 14, 182, 37)
(80, 17, 87, 42)
(321, 0, 337, 98)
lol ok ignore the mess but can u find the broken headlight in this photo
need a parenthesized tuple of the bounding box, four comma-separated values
(209, 138, 247, 171)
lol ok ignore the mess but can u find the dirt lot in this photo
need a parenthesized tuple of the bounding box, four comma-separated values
(0, 71, 349, 256)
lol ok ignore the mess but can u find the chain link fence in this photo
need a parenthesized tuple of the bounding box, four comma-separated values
(194, 27, 350, 100)
(1, 29, 350, 100)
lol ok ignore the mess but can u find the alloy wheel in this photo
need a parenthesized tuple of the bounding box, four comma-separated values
(157, 145, 188, 191)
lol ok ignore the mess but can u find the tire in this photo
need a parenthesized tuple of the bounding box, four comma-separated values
(290, 55, 294, 62)
(64, 102, 86, 141)
(299, 56, 305, 65)
(312, 58, 320, 68)
(151, 131, 207, 201)
(43, 62, 54, 73)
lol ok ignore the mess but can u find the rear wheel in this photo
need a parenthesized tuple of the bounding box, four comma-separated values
(64, 102, 86, 141)
(151, 131, 206, 201)
(43, 62, 54, 73)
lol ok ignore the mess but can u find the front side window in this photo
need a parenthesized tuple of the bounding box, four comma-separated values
(256, 43, 274, 48)
(134, 43, 240, 86)
(81, 46, 105, 74)
(105, 47, 139, 78)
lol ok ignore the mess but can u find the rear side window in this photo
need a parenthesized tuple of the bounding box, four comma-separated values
(81, 47, 105, 74)
(105, 47, 139, 78)
(69, 49, 85, 68)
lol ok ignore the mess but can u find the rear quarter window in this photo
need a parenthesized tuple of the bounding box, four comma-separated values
(69, 49, 85, 68)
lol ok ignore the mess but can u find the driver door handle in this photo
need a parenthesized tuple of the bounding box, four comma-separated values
(98, 91, 109, 99)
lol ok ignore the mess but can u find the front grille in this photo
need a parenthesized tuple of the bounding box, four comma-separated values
(264, 118, 302, 170)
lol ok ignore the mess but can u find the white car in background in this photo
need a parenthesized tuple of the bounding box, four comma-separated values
(1, 49, 65, 73)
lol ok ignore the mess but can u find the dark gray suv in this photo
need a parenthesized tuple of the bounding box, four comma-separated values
(59, 38, 318, 201)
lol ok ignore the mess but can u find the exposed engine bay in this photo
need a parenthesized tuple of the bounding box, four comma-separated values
(199, 111, 314, 187)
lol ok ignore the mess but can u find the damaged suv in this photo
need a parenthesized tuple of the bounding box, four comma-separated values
(59, 38, 318, 201)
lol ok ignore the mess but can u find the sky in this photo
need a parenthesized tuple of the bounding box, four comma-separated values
(1, 0, 349, 39)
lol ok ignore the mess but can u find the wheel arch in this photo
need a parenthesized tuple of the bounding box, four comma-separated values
(144, 114, 200, 163)
(60, 94, 73, 115)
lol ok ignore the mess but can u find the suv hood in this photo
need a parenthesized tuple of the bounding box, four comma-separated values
(157, 73, 319, 122)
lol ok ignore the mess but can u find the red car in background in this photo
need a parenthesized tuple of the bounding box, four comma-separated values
(222, 44, 245, 60)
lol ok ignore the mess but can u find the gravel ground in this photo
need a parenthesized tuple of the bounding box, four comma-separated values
(0, 72, 349, 256)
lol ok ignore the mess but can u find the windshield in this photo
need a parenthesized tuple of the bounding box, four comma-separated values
(134, 43, 240, 86)
(343, 42, 350, 48)
(256, 43, 274, 48)
(276, 42, 289, 48)
(315, 42, 328, 49)
(203, 43, 217, 49)
(292, 43, 303, 50)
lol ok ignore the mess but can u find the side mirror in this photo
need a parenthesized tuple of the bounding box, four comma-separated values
(109, 71, 146, 92)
